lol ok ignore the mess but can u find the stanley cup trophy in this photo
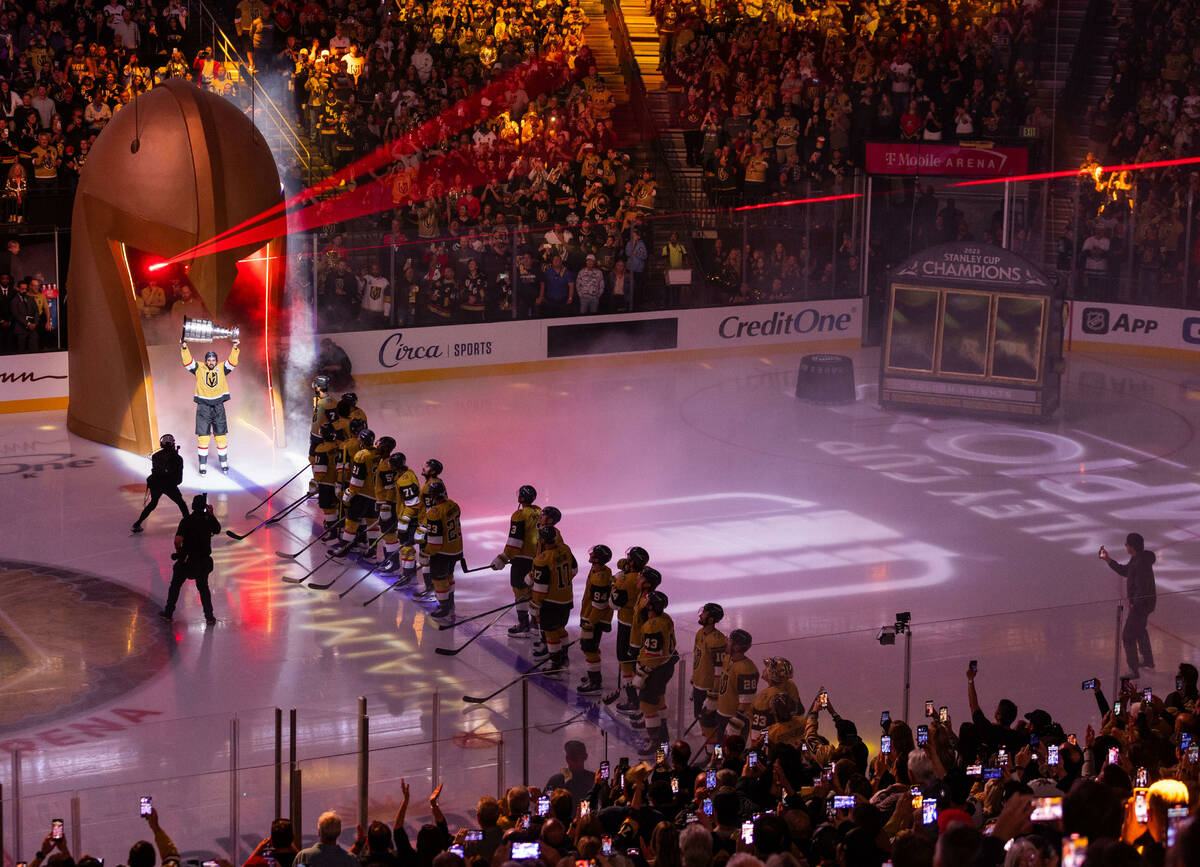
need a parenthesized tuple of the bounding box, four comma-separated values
(182, 316, 241, 344)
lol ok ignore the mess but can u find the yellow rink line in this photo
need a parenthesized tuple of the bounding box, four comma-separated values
(0, 396, 69, 414)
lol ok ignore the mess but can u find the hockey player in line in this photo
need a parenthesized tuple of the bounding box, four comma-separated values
(633, 589, 677, 755)
(330, 430, 390, 558)
(749, 657, 800, 746)
(421, 479, 463, 620)
(611, 545, 650, 711)
(529, 523, 577, 671)
(310, 423, 342, 531)
(576, 544, 614, 694)
(490, 485, 541, 637)
(691, 603, 727, 720)
(310, 376, 337, 456)
(697, 629, 758, 764)
(616, 563, 664, 726)
(379, 452, 421, 574)
(414, 459, 445, 597)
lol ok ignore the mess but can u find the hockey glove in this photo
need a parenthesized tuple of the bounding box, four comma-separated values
(702, 695, 719, 714)
(491, 555, 507, 570)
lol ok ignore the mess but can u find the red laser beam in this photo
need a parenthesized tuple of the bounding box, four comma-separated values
(173, 57, 562, 259)
(950, 154, 1200, 187)
(735, 192, 862, 211)
(165, 55, 588, 266)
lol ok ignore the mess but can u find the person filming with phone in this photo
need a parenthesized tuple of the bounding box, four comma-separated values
(160, 493, 221, 624)
(1099, 533, 1157, 679)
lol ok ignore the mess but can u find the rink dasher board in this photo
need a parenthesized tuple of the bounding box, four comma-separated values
(323, 299, 864, 381)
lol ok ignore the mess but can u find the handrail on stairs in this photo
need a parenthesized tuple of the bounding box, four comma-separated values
(599, 0, 705, 293)
(189, 0, 313, 184)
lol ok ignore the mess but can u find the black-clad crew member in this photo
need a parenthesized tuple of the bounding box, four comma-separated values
(161, 493, 221, 624)
(132, 433, 188, 533)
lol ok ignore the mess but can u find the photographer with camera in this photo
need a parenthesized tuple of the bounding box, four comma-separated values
(132, 434, 188, 533)
(160, 493, 221, 625)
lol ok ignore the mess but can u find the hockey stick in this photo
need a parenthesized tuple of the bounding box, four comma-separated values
(308, 534, 387, 591)
(276, 525, 332, 560)
(462, 640, 578, 703)
(339, 560, 407, 599)
(360, 570, 415, 606)
(534, 688, 621, 734)
(304, 560, 355, 591)
(226, 494, 314, 540)
(459, 556, 493, 574)
(437, 601, 517, 631)
(281, 520, 380, 584)
(434, 605, 511, 656)
(245, 463, 311, 517)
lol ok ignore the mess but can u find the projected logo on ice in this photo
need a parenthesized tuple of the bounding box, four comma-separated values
(813, 417, 1200, 596)
(472, 494, 958, 610)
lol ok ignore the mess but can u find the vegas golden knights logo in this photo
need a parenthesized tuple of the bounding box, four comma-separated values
(205, 371, 219, 388)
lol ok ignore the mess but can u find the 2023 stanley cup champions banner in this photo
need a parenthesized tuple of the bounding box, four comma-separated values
(865, 142, 1030, 177)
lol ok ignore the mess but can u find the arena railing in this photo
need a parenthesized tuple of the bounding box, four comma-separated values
(7, 164, 1199, 365)
(2, 586, 1195, 859)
